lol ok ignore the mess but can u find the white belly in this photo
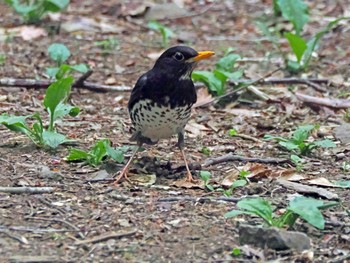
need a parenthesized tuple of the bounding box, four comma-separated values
(131, 99, 192, 141)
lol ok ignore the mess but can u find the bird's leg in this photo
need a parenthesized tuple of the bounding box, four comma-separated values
(177, 132, 196, 182)
(113, 145, 140, 184)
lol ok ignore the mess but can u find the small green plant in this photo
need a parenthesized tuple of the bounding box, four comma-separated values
(46, 43, 89, 79)
(221, 179, 247, 197)
(0, 54, 6, 65)
(4, 0, 70, 24)
(94, 37, 119, 56)
(231, 247, 241, 256)
(67, 139, 128, 167)
(192, 49, 243, 96)
(341, 161, 350, 172)
(257, 0, 348, 73)
(264, 124, 336, 156)
(0, 77, 79, 148)
(290, 154, 304, 171)
(147, 20, 174, 48)
(228, 128, 238, 136)
(225, 196, 338, 229)
(200, 146, 211, 156)
(200, 171, 214, 191)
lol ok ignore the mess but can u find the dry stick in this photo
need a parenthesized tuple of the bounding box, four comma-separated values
(0, 230, 28, 244)
(157, 196, 241, 203)
(0, 77, 132, 92)
(203, 152, 290, 167)
(0, 187, 55, 194)
(75, 230, 137, 245)
(30, 217, 85, 239)
(199, 68, 282, 107)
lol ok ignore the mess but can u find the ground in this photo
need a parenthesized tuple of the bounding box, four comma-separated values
(0, 0, 350, 262)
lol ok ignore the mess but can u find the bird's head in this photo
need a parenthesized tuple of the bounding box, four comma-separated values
(153, 46, 215, 80)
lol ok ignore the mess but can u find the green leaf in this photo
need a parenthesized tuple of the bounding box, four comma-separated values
(277, 0, 309, 35)
(313, 139, 336, 148)
(228, 129, 237, 136)
(237, 198, 274, 225)
(216, 54, 240, 72)
(42, 131, 66, 148)
(279, 141, 299, 151)
(48, 43, 70, 65)
(54, 102, 80, 120)
(192, 71, 224, 95)
(285, 32, 307, 62)
(90, 140, 108, 164)
(44, 77, 74, 130)
(44, 0, 69, 12)
(332, 180, 350, 188)
(292, 125, 314, 142)
(71, 64, 89, 73)
(231, 179, 247, 188)
(288, 196, 325, 229)
(0, 114, 32, 135)
(67, 148, 91, 161)
(46, 67, 60, 78)
(200, 170, 211, 183)
(106, 145, 126, 163)
(263, 134, 287, 142)
(206, 184, 215, 191)
(303, 17, 349, 68)
(147, 20, 174, 47)
(231, 248, 241, 256)
(224, 209, 253, 218)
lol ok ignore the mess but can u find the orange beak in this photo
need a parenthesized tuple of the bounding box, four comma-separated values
(193, 51, 215, 61)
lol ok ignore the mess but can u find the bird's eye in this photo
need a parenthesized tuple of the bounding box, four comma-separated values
(173, 52, 184, 61)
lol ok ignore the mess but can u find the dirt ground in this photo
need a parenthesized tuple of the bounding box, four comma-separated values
(0, 0, 350, 262)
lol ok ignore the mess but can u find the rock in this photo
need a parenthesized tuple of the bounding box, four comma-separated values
(145, 3, 188, 20)
(239, 225, 311, 251)
(333, 123, 350, 144)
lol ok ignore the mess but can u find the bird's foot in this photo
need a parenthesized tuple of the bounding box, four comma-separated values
(185, 171, 197, 183)
(113, 167, 132, 185)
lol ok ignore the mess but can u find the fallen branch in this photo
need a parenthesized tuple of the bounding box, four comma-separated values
(75, 230, 137, 245)
(0, 77, 132, 92)
(203, 152, 290, 167)
(157, 196, 241, 203)
(276, 179, 339, 200)
(0, 186, 55, 194)
(295, 92, 350, 109)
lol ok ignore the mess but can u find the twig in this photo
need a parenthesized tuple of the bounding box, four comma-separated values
(0, 225, 79, 233)
(0, 230, 28, 244)
(203, 152, 290, 167)
(276, 179, 339, 200)
(295, 92, 350, 109)
(73, 69, 93, 87)
(0, 78, 132, 92)
(30, 217, 85, 239)
(0, 186, 55, 194)
(157, 196, 241, 203)
(75, 230, 137, 245)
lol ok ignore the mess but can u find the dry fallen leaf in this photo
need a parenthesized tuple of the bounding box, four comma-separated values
(19, 26, 47, 41)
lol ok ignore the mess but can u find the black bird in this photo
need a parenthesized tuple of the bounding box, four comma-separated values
(115, 46, 214, 183)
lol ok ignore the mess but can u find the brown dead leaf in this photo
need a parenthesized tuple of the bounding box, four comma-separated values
(185, 121, 209, 137)
(223, 108, 260, 117)
(278, 169, 306, 181)
(244, 163, 273, 181)
(221, 170, 239, 188)
(307, 177, 344, 188)
(171, 179, 204, 189)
